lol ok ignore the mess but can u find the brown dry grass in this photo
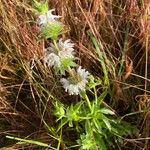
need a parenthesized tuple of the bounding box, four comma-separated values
(0, 0, 150, 149)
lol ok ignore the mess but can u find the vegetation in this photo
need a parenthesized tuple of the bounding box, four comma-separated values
(0, 0, 150, 149)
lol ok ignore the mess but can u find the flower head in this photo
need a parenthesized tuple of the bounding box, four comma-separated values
(44, 52, 61, 68)
(44, 39, 75, 69)
(58, 39, 75, 59)
(60, 66, 90, 95)
(38, 9, 61, 26)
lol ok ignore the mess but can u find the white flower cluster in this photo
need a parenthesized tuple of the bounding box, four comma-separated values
(60, 66, 90, 95)
(36, 7, 90, 95)
(58, 39, 75, 59)
(38, 9, 61, 26)
(44, 38, 75, 68)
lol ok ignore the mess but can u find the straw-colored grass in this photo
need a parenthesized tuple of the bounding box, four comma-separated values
(0, 0, 150, 149)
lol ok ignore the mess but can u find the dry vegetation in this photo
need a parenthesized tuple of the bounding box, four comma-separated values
(0, 0, 150, 149)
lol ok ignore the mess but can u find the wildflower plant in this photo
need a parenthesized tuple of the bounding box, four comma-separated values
(21, 1, 137, 149)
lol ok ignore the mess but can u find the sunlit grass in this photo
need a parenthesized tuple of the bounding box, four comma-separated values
(0, 0, 150, 149)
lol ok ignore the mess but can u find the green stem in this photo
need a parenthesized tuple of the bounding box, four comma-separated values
(94, 87, 98, 105)
(53, 39, 60, 52)
(67, 66, 76, 79)
(57, 119, 62, 150)
(82, 92, 92, 110)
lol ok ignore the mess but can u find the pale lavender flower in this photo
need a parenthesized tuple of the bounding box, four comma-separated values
(60, 66, 90, 95)
(60, 78, 80, 95)
(44, 39, 75, 68)
(77, 66, 90, 81)
(47, 38, 75, 59)
(38, 9, 61, 26)
(44, 50, 61, 68)
(58, 39, 75, 59)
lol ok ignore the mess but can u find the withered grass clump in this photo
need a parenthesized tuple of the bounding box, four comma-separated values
(0, 0, 150, 149)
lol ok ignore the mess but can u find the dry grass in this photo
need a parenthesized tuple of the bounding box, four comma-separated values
(0, 0, 150, 149)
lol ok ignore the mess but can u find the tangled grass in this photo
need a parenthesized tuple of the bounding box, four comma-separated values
(0, 0, 150, 149)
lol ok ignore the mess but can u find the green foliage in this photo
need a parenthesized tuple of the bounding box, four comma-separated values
(54, 101, 65, 121)
(57, 58, 77, 75)
(88, 32, 110, 86)
(40, 22, 64, 40)
(55, 101, 83, 131)
(33, 0, 49, 14)
(77, 133, 97, 150)
(54, 90, 137, 149)
(88, 75, 102, 89)
(65, 102, 83, 127)
(6, 136, 54, 149)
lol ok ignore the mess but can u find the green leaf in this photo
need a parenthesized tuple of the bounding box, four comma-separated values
(102, 118, 111, 131)
(56, 118, 68, 132)
(58, 58, 77, 75)
(94, 134, 107, 150)
(93, 119, 103, 134)
(99, 108, 115, 115)
(73, 101, 84, 112)
(97, 90, 108, 105)
(88, 32, 109, 86)
(54, 101, 65, 121)
(85, 120, 93, 135)
(40, 22, 64, 40)
(6, 136, 53, 148)
(33, 0, 49, 14)
(88, 76, 102, 89)
(66, 104, 80, 122)
(77, 134, 96, 150)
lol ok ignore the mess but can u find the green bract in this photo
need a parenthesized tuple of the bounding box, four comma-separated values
(41, 22, 64, 40)
(77, 134, 96, 150)
(33, 0, 49, 14)
(54, 101, 65, 121)
(57, 58, 77, 75)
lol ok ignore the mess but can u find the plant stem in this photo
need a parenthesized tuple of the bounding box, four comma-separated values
(82, 92, 92, 110)
(94, 87, 98, 105)
(53, 39, 60, 52)
(67, 66, 76, 79)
